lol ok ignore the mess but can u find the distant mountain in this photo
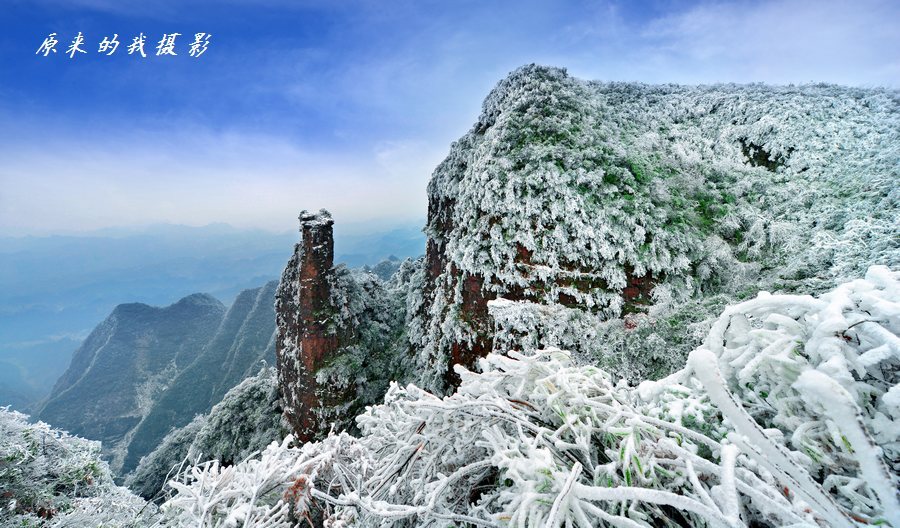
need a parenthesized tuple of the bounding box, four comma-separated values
(121, 281, 278, 475)
(36, 281, 284, 477)
(37, 294, 227, 474)
(0, 223, 425, 412)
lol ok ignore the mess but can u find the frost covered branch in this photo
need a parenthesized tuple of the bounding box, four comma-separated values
(160, 267, 899, 527)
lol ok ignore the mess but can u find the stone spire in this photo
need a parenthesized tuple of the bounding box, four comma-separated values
(275, 209, 349, 442)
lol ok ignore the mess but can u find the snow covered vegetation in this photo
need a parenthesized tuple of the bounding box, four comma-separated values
(0, 407, 152, 527)
(4, 66, 897, 527)
(412, 65, 898, 391)
(126, 367, 286, 501)
(157, 267, 899, 527)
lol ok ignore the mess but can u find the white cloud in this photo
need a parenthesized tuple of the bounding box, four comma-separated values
(0, 117, 437, 235)
(630, 0, 900, 86)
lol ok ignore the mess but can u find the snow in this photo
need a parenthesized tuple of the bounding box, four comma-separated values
(0, 407, 154, 527)
(414, 66, 898, 393)
(159, 268, 900, 527)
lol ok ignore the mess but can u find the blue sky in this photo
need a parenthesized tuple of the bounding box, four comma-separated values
(1, 0, 897, 235)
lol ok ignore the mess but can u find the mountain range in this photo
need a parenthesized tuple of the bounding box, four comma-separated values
(0, 223, 425, 411)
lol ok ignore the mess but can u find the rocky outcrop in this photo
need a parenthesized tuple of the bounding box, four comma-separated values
(410, 64, 899, 393)
(276, 210, 348, 441)
(413, 66, 670, 393)
(276, 210, 411, 442)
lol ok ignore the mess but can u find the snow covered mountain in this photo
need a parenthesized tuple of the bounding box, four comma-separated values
(4, 65, 897, 527)
(274, 65, 898, 445)
(410, 64, 898, 391)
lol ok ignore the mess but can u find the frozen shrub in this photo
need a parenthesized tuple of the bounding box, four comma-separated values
(0, 407, 152, 527)
(127, 367, 286, 501)
(159, 267, 900, 527)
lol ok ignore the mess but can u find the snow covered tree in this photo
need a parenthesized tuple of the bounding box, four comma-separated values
(159, 266, 900, 528)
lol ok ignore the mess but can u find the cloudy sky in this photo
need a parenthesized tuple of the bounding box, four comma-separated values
(1, 0, 897, 235)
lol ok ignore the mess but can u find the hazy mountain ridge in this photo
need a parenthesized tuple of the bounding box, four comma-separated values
(37, 294, 227, 474)
(0, 223, 425, 412)
(121, 280, 279, 475)
(34, 281, 282, 477)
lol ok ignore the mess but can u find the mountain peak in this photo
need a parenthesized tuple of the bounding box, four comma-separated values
(173, 292, 224, 309)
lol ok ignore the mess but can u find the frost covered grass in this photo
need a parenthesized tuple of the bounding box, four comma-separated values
(158, 267, 900, 527)
(0, 407, 152, 527)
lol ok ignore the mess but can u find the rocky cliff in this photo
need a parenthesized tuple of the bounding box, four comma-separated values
(276, 210, 411, 442)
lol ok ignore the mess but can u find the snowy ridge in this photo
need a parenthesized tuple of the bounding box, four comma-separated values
(157, 267, 899, 527)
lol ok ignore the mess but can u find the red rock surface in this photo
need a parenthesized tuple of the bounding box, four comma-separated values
(276, 210, 351, 442)
(420, 198, 655, 392)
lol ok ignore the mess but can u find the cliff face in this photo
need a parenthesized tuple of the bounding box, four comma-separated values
(409, 65, 899, 393)
(276, 210, 410, 442)
(38, 294, 227, 473)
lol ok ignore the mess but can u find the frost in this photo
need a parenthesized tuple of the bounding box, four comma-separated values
(687, 265, 900, 524)
(413, 65, 898, 392)
(0, 407, 154, 527)
(160, 268, 900, 527)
